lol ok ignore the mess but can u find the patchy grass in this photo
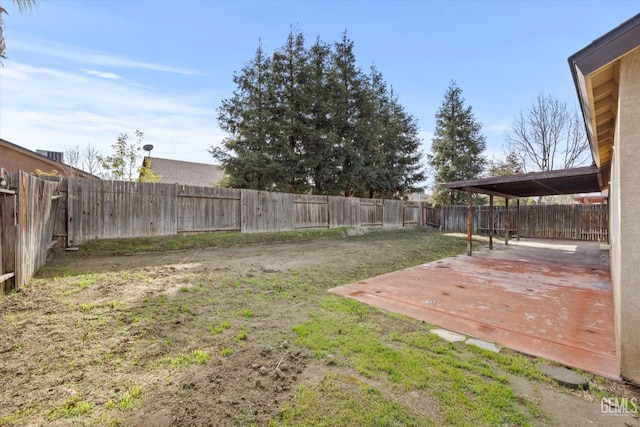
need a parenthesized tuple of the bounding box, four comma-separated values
(274, 373, 434, 427)
(2, 228, 633, 426)
(58, 228, 351, 255)
(208, 320, 231, 335)
(46, 395, 93, 421)
(162, 349, 210, 367)
(288, 297, 542, 426)
(105, 385, 143, 411)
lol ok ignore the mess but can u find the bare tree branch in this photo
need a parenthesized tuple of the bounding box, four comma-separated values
(504, 93, 589, 173)
(82, 144, 102, 177)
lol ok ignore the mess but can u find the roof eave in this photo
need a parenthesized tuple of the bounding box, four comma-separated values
(568, 13, 640, 189)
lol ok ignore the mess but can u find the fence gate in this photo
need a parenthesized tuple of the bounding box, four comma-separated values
(0, 186, 17, 293)
(1, 172, 61, 294)
(423, 206, 441, 228)
(403, 203, 420, 227)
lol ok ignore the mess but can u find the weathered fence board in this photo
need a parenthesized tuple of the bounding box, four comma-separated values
(66, 179, 178, 246)
(382, 199, 404, 228)
(328, 196, 360, 228)
(403, 202, 421, 227)
(360, 198, 383, 227)
(580, 204, 609, 241)
(178, 186, 241, 233)
(442, 206, 470, 232)
(294, 194, 329, 229)
(16, 172, 60, 290)
(0, 183, 17, 293)
(423, 206, 441, 228)
(53, 179, 68, 242)
(425, 204, 608, 241)
(2, 170, 613, 294)
(391, 201, 420, 228)
(241, 190, 294, 233)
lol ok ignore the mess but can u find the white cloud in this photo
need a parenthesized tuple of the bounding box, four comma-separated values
(81, 68, 121, 80)
(0, 61, 225, 166)
(12, 37, 203, 76)
(486, 122, 510, 134)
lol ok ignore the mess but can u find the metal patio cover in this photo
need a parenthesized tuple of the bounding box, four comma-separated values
(444, 165, 601, 198)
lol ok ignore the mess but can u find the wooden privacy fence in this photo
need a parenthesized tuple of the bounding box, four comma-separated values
(1, 171, 611, 293)
(54, 178, 424, 247)
(423, 204, 609, 241)
(1, 172, 61, 293)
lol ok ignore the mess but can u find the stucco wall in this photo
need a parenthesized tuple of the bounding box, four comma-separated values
(616, 47, 640, 383)
(0, 146, 62, 175)
(610, 119, 621, 372)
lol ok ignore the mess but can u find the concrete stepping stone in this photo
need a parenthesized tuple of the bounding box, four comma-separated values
(431, 328, 466, 342)
(466, 338, 501, 353)
(539, 363, 589, 390)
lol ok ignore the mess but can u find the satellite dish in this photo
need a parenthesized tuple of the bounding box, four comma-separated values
(143, 144, 154, 157)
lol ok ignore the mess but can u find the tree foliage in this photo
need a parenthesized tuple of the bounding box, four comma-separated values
(487, 151, 522, 177)
(139, 159, 162, 183)
(428, 81, 487, 206)
(504, 93, 590, 172)
(212, 29, 424, 198)
(99, 130, 144, 181)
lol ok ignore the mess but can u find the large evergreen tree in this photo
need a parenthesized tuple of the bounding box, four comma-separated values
(320, 31, 366, 197)
(304, 38, 336, 194)
(213, 43, 276, 190)
(270, 29, 310, 193)
(428, 81, 486, 206)
(362, 67, 424, 198)
(212, 29, 424, 199)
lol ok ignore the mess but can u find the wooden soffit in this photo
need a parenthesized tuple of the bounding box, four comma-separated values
(568, 13, 640, 189)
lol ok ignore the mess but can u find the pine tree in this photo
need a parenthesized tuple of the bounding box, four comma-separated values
(428, 81, 486, 206)
(213, 30, 425, 199)
(270, 28, 310, 193)
(364, 67, 424, 198)
(328, 31, 363, 197)
(212, 43, 276, 190)
(304, 38, 337, 195)
(380, 88, 425, 197)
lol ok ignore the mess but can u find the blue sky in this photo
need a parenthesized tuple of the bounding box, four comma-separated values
(0, 1, 638, 175)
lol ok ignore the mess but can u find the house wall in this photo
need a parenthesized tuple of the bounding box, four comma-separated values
(0, 146, 63, 175)
(615, 47, 640, 383)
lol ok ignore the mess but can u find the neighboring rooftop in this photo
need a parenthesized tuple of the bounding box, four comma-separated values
(144, 157, 225, 187)
(0, 138, 97, 178)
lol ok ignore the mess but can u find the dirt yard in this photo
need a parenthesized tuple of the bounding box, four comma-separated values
(0, 229, 638, 426)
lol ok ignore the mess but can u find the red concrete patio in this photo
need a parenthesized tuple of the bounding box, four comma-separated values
(330, 237, 618, 380)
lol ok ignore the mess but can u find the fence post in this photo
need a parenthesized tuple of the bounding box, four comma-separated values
(489, 195, 494, 249)
(516, 199, 521, 241)
(504, 197, 510, 245)
(467, 191, 473, 256)
(66, 177, 74, 247)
